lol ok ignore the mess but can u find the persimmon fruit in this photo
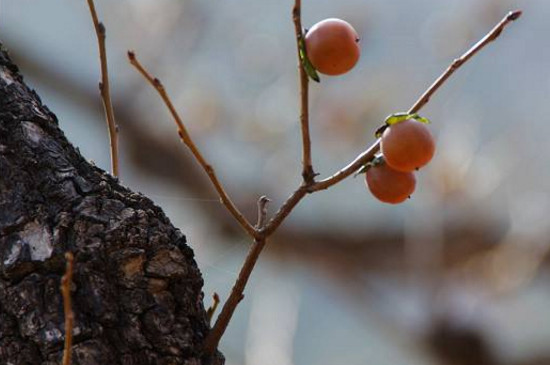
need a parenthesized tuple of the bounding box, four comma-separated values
(380, 119, 435, 172)
(305, 18, 360, 76)
(365, 161, 416, 204)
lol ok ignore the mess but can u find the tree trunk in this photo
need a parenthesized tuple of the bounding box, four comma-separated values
(0, 44, 223, 364)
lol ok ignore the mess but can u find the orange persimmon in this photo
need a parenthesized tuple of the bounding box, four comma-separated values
(365, 161, 416, 204)
(305, 18, 360, 76)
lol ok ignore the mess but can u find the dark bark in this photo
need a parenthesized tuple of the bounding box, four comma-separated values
(0, 44, 223, 364)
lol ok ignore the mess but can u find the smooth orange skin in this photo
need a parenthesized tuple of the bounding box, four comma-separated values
(305, 18, 360, 76)
(381, 119, 435, 172)
(366, 163, 416, 204)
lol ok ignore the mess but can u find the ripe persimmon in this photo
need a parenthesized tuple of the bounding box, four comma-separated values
(365, 161, 416, 204)
(305, 18, 360, 76)
(380, 119, 435, 172)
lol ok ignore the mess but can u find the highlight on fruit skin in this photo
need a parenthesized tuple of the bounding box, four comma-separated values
(304, 18, 360, 76)
(365, 159, 416, 204)
(380, 118, 435, 172)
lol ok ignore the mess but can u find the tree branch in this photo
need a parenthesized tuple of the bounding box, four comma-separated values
(293, 0, 315, 184)
(86, 0, 120, 177)
(128, 9, 522, 357)
(203, 237, 267, 354)
(311, 9, 522, 192)
(408, 10, 522, 114)
(264, 9, 522, 230)
(127, 51, 257, 238)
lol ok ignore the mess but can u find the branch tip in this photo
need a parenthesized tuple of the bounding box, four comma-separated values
(255, 195, 271, 230)
(259, 195, 271, 204)
(87, 0, 119, 177)
(508, 10, 522, 21)
(206, 292, 221, 324)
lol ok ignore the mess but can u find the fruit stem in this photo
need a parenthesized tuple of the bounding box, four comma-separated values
(293, 0, 316, 185)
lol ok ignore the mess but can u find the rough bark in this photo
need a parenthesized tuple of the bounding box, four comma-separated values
(0, 44, 223, 364)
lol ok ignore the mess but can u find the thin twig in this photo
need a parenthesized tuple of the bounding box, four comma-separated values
(127, 51, 256, 238)
(293, 0, 315, 184)
(61, 252, 75, 365)
(206, 292, 221, 325)
(310, 9, 522, 192)
(255, 196, 271, 229)
(409, 10, 522, 114)
(87, 0, 119, 177)
(203, 238, 267, 354)
(262, 184, 308, 236)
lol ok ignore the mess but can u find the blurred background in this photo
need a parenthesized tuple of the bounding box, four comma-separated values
(2, 0, 550, 364)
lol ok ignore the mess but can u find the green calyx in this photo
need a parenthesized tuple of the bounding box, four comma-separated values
(374, 113, 431, 138)
(355, 155, 384, 176)
(298, 34, 320, 83)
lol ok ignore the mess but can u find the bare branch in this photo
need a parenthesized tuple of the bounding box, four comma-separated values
(86, 0, 120, 177)
(128, 9, 522, 357)
(409, 10, 522, 113)
(293, 0, 315, 184)
(206, 292, 221, 325)
(262, 185, 308, 236)
(203, 238, 267, 354)
(205, 10, 522, 354)
(61, 252, 75, 365)
(127, 51, 257, 238)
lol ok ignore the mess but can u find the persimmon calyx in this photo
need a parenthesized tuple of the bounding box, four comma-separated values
(355, 154, 384, 177)
(298, 34, 321, 82)
(374, 113, 431, 138)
